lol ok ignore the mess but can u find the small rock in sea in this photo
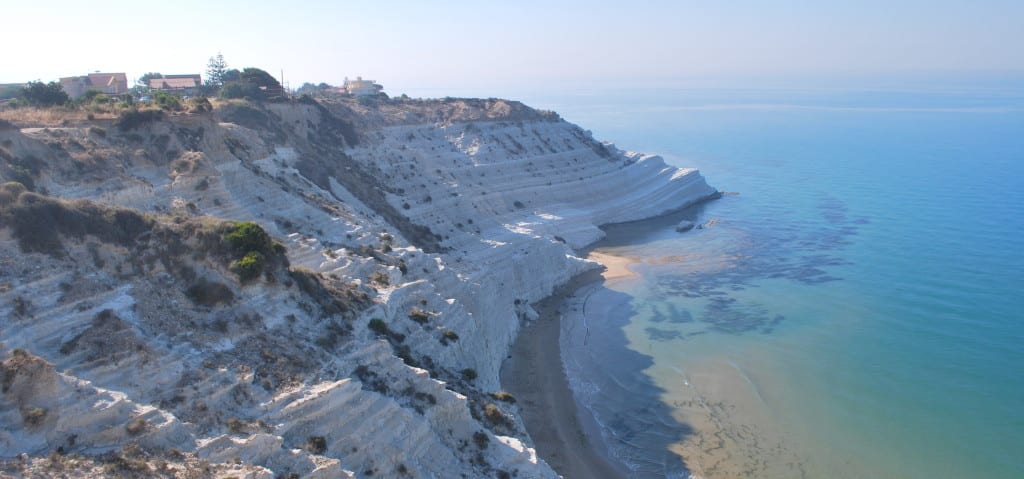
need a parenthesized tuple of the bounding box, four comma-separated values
(676, 220, 695, 232)
(697, 218, 720, 229)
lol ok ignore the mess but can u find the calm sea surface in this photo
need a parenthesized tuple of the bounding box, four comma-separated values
(521, 85, 1024, 478)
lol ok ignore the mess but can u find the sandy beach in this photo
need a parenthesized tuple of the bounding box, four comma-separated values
(502, 248, 650, 479)
(586, 251, 641, 281)
(501, 267, 629, 479)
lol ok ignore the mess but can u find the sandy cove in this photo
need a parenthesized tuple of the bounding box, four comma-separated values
(501, 251, 644, 479)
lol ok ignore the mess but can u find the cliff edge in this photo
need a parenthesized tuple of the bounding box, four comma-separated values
(0, 96, 716, 478)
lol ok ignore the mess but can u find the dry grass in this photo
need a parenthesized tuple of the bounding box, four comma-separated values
(0, 106, 120, 128)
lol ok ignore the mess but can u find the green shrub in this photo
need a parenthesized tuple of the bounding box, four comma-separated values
(461, 368, 477, 381)
(219, 81, 259, 100)
(490, 391, 516, 403)
(22, 407, 47, 426)
(115, 109, 163, 131)
(189, 96, 212, 113)
(315, 320, 347, 350)
(231, 251, 265, 282)
(440, 329, 459, 346)
(185, 279, 235, 306)
(216, 67, 285, 102)
(125, 417, 148, 435)
(0, 181, 22, 205)
(0, 191, 154, 257)
(306, 436, 327, 454)
(225, 221, 272, 255)
(408, 307, 431, 324)
(2, 155, 41, 192)
(226, 417, 247, 433)
(368, 318, 388, 336)
(152, 91, 182, 111)
(79, 89, 106, 105)
(484, 403, 510, 427)
(473, 431, 489, 449)
(289, 267, 369, 317)
(20, 81, 68, 107)
(369, 271, 389, 286)
(395, 344, 418, 367)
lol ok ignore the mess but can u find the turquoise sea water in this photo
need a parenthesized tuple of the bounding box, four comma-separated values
(528, 85, 1024, 478)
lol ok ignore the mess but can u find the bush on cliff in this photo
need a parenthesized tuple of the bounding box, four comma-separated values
(115, 108, 163, 131)
(223, 221, 273, 283)
(19, 81, 69, 107)
(185, 278, 235, 306)
(408, 307, 431, 324)
(0, 187, 154, 256)
(306, 436, 328, 454)
(225, 221, 273, 256)
(153, 92, 182, 111)
(219, 81, 259, 100)
(230, 251, 265, 282)
(218, 67, 284, 102)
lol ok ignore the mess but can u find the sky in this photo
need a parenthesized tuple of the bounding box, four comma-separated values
(2, 0, 1023, 96)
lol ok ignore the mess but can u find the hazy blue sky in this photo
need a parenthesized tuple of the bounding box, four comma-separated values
(3, 0, 1022, 95)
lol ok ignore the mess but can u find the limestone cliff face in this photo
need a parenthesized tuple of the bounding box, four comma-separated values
(0, 97, 715, 478)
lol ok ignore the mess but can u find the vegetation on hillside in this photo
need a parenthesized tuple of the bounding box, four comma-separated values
(0, 182, 154, 256)
(0, 84, 22, 101)
(219, 67, 285, 101)
(19, 81, 69, 107)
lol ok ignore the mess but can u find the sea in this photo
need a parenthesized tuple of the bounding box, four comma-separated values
(511, 82, 1024, 478)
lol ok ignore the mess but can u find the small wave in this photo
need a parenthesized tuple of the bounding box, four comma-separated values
(726, 360, 770, 409)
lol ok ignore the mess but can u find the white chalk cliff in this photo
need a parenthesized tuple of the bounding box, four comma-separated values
(0, 97, 715, 478)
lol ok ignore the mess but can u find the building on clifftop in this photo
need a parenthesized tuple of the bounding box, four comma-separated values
(59, 72, 128, 99)
(341, 76, 383, 96)
(149, 74, 202, 96)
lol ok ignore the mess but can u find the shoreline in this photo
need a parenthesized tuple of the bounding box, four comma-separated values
(502, 251, 646, 479)
(501, 267, 630, 479)
(586, 251, 641, 281)
(501, 197, 719, 478)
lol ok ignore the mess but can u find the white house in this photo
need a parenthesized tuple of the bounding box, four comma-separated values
(341, 77, 383, 96)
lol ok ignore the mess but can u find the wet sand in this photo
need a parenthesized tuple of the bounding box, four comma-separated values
(587, 251, 640, 281)
(501, 267, 630, 479)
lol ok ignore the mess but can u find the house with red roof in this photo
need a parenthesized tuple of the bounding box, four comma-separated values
(149, 74, 202, 95)
(59, 72, 128, 99)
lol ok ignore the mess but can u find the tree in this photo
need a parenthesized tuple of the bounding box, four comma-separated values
(206, 52, 229, 87)
(240, 68, 281, 91)
(136, 72, 162, 89)
(222, 69, 240, 83)
(153, 91, 182, 111)
(296, 82, 334, 95)
(219, 81, 257, 99)
(20, 81, 69, 107)
(78, 89, 106, 105)
(220, 68, 284, 101)
(296, 82, 318, 94)
(0, 84, 22, 101)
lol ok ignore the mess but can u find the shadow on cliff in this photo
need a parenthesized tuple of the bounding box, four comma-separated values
(597, 200, 715, 249)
